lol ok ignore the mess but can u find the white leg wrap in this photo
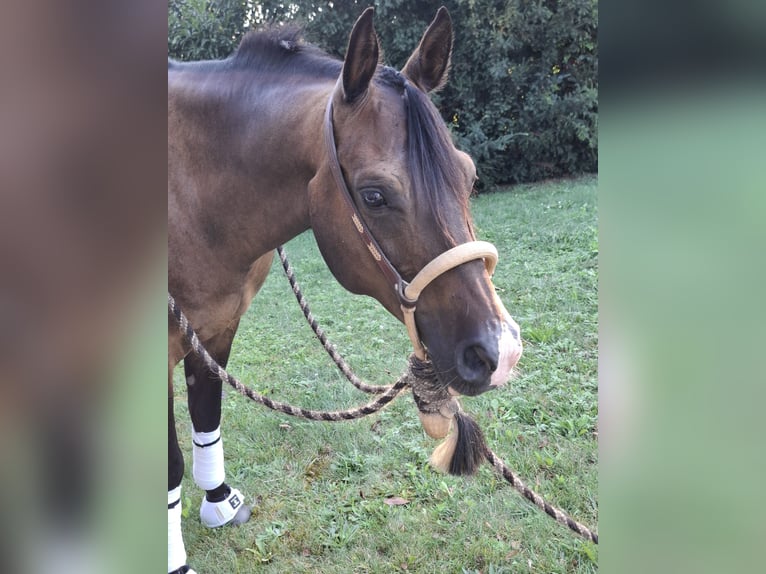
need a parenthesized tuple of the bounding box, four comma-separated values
(168, 486, 187, 573)
(192, 426, 225, 491)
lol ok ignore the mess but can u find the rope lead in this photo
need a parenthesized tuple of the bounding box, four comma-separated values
(168, 246, 598, 544)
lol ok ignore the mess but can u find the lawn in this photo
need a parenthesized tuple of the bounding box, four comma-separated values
(172, 175, 598, 573)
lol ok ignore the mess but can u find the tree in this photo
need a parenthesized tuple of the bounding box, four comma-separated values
(168, 0, 598, 187)
(168, 0, 248, 61)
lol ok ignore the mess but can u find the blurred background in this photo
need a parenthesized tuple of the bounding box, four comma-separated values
(600, 1, 765, 572)
(0, 1, 167, 572)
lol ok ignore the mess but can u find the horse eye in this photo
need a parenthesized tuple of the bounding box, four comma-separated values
(361, 189, 386, 208)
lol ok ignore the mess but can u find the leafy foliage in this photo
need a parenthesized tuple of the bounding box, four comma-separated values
(168, 0, 249, 61)
(168, 0, 597, 187)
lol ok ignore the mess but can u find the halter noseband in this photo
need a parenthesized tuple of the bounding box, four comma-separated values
(323, 90, 499, 360)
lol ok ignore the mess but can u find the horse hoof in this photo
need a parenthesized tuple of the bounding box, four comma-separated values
(200, 487, 251, 528)
(230, 502, 252, 525)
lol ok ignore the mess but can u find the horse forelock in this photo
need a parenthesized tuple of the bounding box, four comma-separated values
(400, 80, 473, 246)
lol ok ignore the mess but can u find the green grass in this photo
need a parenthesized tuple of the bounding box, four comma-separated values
(173, 175, 598, 573)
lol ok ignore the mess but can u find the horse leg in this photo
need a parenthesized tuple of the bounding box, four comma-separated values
(168, 379, 194, 574)
(184, 324, 251, 529)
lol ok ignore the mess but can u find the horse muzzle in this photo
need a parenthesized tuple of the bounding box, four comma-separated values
(450, 308, 522, 396)
(399, 241, 523, 396)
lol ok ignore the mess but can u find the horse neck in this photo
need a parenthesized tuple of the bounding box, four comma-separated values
(169, 68, 332, 266)
(237, 80, 331, 247)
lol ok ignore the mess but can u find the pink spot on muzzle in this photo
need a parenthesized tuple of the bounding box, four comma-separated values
(490, 313, 522, 388)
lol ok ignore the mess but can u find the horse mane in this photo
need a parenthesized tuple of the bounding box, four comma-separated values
(378, 67, 473, 244)
(231, 28, 472, 243)
(229, 25, 341, 79)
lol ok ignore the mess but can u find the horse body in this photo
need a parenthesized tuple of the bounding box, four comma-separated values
(168, 8, 521, 573)
(168, 60, 329, 358)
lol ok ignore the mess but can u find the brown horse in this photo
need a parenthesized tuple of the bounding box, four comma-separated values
(167, 8, 521, 573)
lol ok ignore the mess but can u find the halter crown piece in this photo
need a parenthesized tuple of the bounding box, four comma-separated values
(323, 87, 498, 474)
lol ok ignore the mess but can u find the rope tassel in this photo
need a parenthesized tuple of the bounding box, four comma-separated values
(408, 355, 487, 475)
(429, 411, 487, 475)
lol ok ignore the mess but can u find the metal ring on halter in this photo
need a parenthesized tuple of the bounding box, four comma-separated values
(396, 279, 417, 309)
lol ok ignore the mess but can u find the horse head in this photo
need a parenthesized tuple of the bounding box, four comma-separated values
(308, 7, 522, 397)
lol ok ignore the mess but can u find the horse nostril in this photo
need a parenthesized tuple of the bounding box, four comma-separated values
(456, 341, 498, 385)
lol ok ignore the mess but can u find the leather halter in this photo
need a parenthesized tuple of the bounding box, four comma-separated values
(323, 91, 499, 360)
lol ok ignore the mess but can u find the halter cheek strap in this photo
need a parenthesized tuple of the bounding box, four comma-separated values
(323, 96, 405, 294)
(323, 93, 499, 360)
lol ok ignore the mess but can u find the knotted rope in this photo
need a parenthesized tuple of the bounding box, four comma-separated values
(168, 248, 598, 544)
(278, 244, 485, 475)
(276, 247, 597, 543)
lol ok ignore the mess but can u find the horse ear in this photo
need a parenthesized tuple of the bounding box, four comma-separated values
(341, 7, 379, 104)
(402, 6, 453, 93)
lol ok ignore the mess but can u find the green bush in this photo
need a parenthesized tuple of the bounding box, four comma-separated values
(168, 0, 597, 187)
(168, 0, 248, 61)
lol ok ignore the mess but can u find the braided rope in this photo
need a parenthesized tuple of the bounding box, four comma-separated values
(483, 448, 598, 544)
(275, 247, 598, 544)
(277, 246, 390, 395)
(169, 293, 408, 421)
(168, 249, 598, 544)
